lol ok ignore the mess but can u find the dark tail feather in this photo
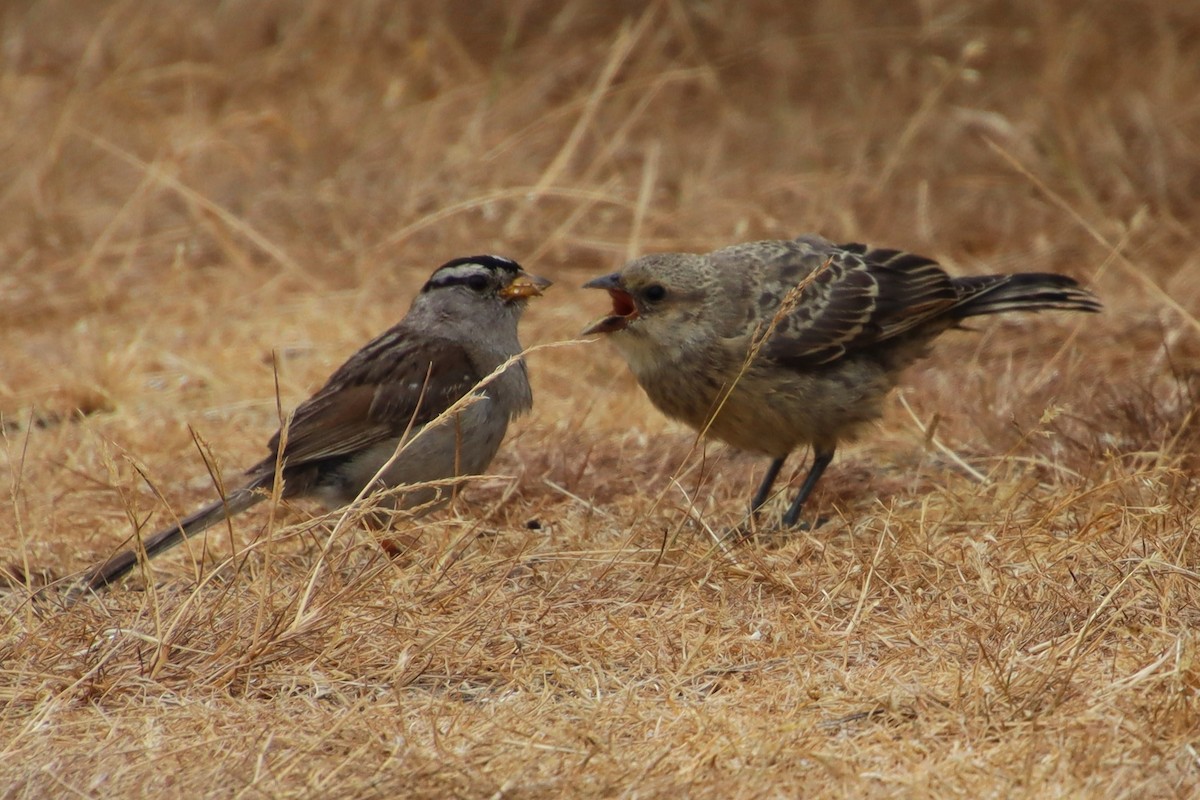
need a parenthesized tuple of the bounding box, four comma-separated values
(68, 486, 263, 602)
(953, 273, 1102, 318)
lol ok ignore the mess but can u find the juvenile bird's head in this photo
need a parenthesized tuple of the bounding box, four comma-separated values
(581, 253, 724, 374)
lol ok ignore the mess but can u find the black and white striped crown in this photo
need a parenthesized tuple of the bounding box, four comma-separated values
(422, 255, 522, 293)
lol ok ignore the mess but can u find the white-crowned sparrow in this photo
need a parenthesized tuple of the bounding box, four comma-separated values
(582, 235, 1101, 528)
(75, 255, 550, 596)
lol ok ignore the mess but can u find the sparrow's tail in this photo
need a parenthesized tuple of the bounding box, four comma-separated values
(952, 273, 1102, 318)
(68, 486, 263, 602)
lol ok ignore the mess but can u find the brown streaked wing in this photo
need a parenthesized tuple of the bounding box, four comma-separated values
(860, 247, 959, 339)
(761, 246, 882, 366)
(248, 335, 483, 476)
(765, 243, 959, 367)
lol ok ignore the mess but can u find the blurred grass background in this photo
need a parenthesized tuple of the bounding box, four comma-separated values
(2, 1, 1198, 797)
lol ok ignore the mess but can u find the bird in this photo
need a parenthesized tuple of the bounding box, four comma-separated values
(581, 234, 1101, 529)
(72, 255, 550, 597)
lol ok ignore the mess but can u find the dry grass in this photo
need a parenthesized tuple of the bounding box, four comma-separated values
(3, 0, 1199, 796)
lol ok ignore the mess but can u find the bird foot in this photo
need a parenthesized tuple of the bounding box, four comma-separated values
(781, 514, 829, 532)
(724, 514, 829, 543)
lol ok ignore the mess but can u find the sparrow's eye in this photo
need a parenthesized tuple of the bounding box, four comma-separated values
(643, 284, 667, 302)
(467, 274, 490, 292)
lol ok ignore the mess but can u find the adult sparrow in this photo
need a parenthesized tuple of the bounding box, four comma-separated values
(74, 255, 550, 596)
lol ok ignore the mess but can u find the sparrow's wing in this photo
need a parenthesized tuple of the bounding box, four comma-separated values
(247, 327, 484, 480)
(755, 239, 959, 367)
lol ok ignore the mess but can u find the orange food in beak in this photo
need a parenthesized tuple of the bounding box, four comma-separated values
(499, 272, 553, 301)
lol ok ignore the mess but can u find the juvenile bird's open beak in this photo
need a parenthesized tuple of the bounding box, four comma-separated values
(499, 272, 553, 301)
(582, 272, 638, 335)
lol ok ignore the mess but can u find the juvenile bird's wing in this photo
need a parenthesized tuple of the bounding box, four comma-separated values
(247, 327, 485, 483)
(749, 238, 959, 367)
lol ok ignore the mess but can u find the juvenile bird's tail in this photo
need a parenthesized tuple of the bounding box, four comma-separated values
(69, 486, 263, 601)
(952, 273, 1101, 318)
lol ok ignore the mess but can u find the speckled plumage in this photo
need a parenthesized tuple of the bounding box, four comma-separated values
(73, 256, 549, 598)
(584, 234, 1101, 527)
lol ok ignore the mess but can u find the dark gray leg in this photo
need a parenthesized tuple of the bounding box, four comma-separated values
(751, 457, 787, 513)
(781, 448, 834, 528)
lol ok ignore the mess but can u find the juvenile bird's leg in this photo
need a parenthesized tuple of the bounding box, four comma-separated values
(750, 457, 787, 514)
(781, 447, 834, 528)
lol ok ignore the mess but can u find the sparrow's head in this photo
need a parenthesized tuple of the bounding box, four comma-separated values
(581, 253, 719, 366)
(421, 255, 551, 308)
(407, 255, 551, 348)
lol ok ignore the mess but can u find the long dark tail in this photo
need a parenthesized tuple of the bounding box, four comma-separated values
(68, 486, 263, 602)
(952, 273, 1101, 318)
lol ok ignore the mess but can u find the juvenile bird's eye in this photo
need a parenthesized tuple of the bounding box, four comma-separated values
(467, 274, 490, 291)
(643, 284, 667, 302)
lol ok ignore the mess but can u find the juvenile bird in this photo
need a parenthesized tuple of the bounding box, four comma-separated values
(74, 255, 550, 597)
(582, 235, 1100, 528)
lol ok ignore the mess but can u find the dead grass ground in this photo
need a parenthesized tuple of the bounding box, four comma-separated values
(2, 1, 1199, 797)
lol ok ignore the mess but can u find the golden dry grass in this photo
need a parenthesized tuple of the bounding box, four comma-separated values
(3, 1, 1199, 797)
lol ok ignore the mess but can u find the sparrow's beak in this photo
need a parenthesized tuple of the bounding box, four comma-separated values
(499, 272, 553, 301)
(582, 272, 637, 335)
